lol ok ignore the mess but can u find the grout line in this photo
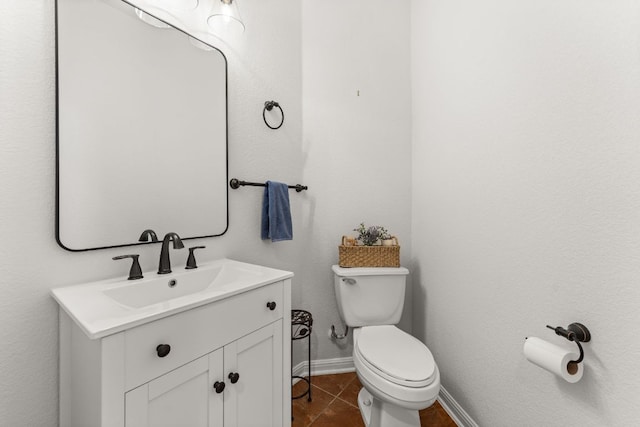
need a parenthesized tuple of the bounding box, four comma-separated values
(334, 375, 360, 409)
(306, 395, 339, 427)
(308, 382, 360, 426)
(300, 374, 359, 427)
(310, 373, 358, 397)
(309, 383, 334, 396)
(335, 394, 359, 410)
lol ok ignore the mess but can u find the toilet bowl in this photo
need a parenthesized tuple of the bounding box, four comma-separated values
(352, 326, 440, 427)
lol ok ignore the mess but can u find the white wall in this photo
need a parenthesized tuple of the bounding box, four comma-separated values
(0, 0, 411, 425)
(301, 0, 413, 359)
(411, 1, 640, 426)
(0, 0, 304, 424)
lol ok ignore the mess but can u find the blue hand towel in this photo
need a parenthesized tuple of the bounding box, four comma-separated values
(261, 181, 293, 242)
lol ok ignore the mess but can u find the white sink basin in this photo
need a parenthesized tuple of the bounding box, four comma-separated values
(103, 266, 221, 308)
(51, 259, 293, 339)
(102, 261, 266, 308)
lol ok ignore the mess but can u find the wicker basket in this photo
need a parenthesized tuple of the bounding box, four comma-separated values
(338, 236, 400, 268)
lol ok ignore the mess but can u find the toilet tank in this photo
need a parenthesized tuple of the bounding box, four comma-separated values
(332, 265, 409, 327)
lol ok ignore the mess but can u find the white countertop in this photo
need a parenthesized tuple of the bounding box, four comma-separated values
(51, 258, 293, 339)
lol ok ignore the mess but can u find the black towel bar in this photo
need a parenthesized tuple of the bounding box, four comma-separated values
(229, 178, 308, 193)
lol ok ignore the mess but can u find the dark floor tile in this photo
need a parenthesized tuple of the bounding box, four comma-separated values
(292, 383, 335, 427)
(310, 397, 365, 427)
(292, 377, 313, 400)
(336, 375, 362, 408)
(419, 401, 458, 427)
(311, 372, 357, 396)
(293, 373, 458, 427)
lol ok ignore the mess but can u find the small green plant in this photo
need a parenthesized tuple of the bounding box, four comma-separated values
(353, 223, 390, 246)
(378, 226, 391, 241)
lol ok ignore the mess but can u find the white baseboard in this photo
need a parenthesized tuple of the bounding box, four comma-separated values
(292, 357, 478, 427)
(292, 356, 354, 379)
(437, 386, 479, 427)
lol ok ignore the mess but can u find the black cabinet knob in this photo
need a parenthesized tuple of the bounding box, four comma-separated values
(156, 344, 171, 358)
(266, 301, 277, 311)
(228, 372, 240, 384)
(213, 381, 226, 393)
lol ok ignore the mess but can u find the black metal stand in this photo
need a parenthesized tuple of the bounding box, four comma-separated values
(291, 309, 313, 416)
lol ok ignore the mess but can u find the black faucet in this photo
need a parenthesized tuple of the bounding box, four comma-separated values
(139, 229, 159, 242)
(158, 232, 184, 274)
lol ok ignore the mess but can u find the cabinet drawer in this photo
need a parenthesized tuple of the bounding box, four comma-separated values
(123, 281, 283, 390)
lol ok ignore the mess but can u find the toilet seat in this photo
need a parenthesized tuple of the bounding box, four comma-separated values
(355, 325, 436, 388)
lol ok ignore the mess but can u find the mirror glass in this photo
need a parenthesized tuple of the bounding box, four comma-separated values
(56, 0, 228, 251)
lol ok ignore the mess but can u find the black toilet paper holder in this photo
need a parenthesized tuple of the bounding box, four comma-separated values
(545, 322, 591, 364)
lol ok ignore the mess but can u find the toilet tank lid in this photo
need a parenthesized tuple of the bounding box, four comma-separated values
(332, 265, 409, 277)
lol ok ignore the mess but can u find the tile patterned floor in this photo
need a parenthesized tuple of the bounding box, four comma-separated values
(291, 372, 458, 427)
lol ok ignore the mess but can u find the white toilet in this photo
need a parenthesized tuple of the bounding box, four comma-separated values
(333, 265, 440, 427)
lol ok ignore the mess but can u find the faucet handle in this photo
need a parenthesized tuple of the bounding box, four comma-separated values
(186, 246, 206, 269)
(113, 254, 144, 280)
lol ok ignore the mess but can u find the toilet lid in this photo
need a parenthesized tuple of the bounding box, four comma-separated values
(356, 326, 436, 388)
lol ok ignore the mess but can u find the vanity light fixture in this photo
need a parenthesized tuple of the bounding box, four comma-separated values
(207, 0, 245, 37)
(130, 0, 245, 47)
(134, 8, 170, 28)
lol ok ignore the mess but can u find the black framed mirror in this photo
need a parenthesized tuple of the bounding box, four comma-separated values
(56, 0, 228, 251)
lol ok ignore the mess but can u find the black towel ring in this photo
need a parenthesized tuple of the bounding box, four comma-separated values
(263, 100, 284, 130)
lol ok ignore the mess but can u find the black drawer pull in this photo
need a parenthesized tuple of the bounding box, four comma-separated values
(228, 372, 240, 384)
(156, 344, 171, 358)
(266, 301, 277, 311)
(213, 381, 226, 393)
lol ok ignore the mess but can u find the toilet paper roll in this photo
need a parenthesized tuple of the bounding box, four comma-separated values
(523, 337, 584, 383)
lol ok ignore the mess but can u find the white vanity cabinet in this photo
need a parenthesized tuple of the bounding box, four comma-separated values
(125, 348, 225, 427)
(58, 276, 292, 427)
(125, 321, 282, 427)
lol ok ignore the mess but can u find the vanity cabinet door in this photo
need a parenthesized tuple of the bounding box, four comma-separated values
(125, 350, 224, 427)
(223, 320, 283, 427)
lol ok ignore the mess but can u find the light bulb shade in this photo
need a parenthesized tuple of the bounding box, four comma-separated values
(207, 0, 245, 37)
(159, 0, 199, 12)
